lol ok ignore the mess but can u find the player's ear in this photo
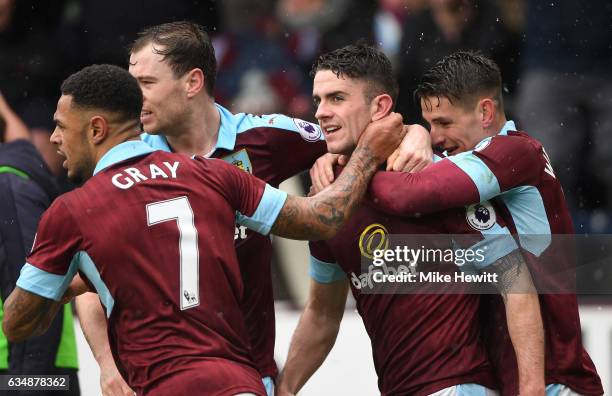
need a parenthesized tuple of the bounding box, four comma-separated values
(89, 115, 108, 145)
(185, 68, 205, 98)
(370, 93, 393, 122)
(479, 98, 495, 129)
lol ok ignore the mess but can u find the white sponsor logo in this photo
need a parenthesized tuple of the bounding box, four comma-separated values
(234, 225, 248, 240)
(293, 118, 322, 142)
(350, 263, 413, 290)
(466, 201, 497, 231)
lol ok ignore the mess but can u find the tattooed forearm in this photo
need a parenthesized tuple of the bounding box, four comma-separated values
(271, 146, 379, 240)
(488, 250, 537, 301)
(489, 251, 545, 394)
(2, 287, 62, 342)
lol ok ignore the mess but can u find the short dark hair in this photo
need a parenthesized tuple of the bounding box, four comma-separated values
(61, 64, 143, 123)
(130, 21, 217, 96)
(415, 51, 503, 110)
(311, 44, 399, 104)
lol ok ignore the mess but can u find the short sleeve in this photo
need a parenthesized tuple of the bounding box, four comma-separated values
(309, 241, 345, 283)
(463, 229, 520, 270)
(236, 184, 288, 235)
(199, 157, 288, 235)
(18, 199, 81, 300)
(265, 119, 328, 185)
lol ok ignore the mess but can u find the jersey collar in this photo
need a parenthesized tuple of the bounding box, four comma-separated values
(214, 103, 237, 151)
(139, 103, 237, 155)
(93, 140, 156, 175)
(498, 120, 517, 136)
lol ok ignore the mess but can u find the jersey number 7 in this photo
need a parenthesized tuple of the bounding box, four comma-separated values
(146, 196, 200, 310)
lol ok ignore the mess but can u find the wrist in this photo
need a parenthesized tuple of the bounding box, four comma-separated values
(352, 145, 383, 169)
(519, 380, 545, 396)
(94, 347, 116, 369)
(276, 373, 299, 395)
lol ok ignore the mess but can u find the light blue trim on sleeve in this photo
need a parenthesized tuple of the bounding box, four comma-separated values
(17, 251, 115, 316)
(501, 186, 552, 256)
(545, 384, 573, 396)
(262, 376, 274, 396)
(76, 251, 115, 317)
(16, 261, 78, 301)
(237, 184, 288, 235)
(309, 255, 345, 283)
(216, 103, 324, 143)
(465, 223, 519, 270)
(456, 383, 492, 396)
(448, 151, 501, 202)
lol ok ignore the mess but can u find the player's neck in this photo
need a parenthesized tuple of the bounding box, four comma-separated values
(485, 114, 508, 137)
(165, 99, 220, 156)
(92, 124, 142, 175)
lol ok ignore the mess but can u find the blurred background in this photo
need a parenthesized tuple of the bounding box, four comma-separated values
(1, 0, 611, 394)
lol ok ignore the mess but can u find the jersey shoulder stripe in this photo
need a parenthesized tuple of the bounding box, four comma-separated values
(220, 104, 323, 142)
(447, 148, 501, 202)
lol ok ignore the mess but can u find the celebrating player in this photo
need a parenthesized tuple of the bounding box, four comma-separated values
(1, 64, 405, 395)
(367, 51, 604, 396)
(73, 21, 432, 396)
(275, 44, 529, 396)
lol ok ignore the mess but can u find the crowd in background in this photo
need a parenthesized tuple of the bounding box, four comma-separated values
(1, 0, 611, 230)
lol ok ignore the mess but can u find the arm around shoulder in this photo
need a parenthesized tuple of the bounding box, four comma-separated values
(369, 159, 480, 216)
(271, 113, 406, 240)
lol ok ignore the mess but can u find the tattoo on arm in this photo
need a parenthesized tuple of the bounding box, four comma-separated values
(489, 250, 545, 392)
(271, 146, 378, 240)
(3, 287, 62, 342)
(488, 250, 537, 301)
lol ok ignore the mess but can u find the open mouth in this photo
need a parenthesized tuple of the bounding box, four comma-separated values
(140, 110, 153, 121)
(322, 126, 341, 135)
(445, 146, 460, 156)
(56, 150, 68, 169)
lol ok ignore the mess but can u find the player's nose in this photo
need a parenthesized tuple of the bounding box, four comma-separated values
(314, 102, 332, 121)
(50, 128, 61, 145)
(430, 128, 445, 147)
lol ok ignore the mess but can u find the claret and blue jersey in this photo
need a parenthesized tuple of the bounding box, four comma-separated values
(309, 197, 499, 395)
(363, 120, 603, 396)
(16, 140, 291, 395)
(142, 103, 327, 381)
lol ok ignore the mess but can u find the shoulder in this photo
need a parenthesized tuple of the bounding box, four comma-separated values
(192, 155, 235, 171)
(477, 132, 542, 160)
(470, 131, 547, 188)
(190, 156, 249, 185)
(220, 104, 323, 142)
(459, 132, 544, 177)
(37, 194, 78, 232)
